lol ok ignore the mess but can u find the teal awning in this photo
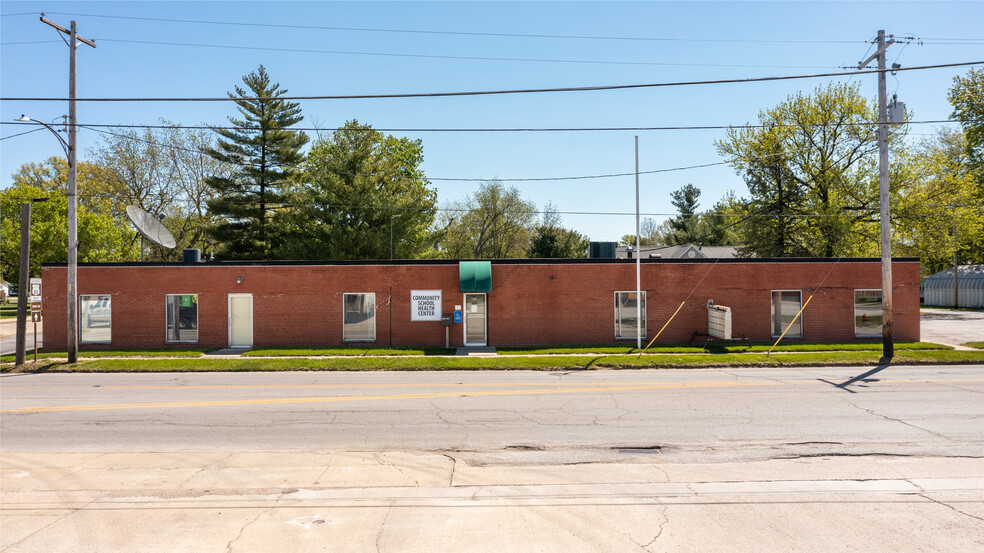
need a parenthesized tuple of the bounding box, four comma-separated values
(459, 261, 492, 293)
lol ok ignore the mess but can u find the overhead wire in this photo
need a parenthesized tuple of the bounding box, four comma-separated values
(34, 12, 871, 44)
(4, 60, 982, 102)
(2, 118, 975, 133)
(30, 12, 984, 46)
(84, 38, 837, 69)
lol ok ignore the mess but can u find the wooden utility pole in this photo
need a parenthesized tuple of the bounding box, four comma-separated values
(858, 30, 896, 360)
(953, 221, 959, 308)
(15, 204, 31, 366)
(40, 15, 95, 363)
(634, 136, 642, 350)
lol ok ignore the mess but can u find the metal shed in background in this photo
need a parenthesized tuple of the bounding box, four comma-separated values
(923, 264, 984, 308)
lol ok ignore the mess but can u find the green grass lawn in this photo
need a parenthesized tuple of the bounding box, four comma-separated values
(0, 304, 17, 319)
(964, 342, 984, 349)
(0, 348, 213, 363)
(244, 346, 453, 357)
(6, 348, 984, 373)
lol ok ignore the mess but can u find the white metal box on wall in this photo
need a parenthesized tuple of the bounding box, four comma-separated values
(707, 304, 732, 340)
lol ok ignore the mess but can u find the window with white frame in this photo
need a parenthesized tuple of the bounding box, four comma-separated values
(771, 290, 802, 338)
(614, 291, 646, 340)
(343, 293, 376, 341)
(166, 294, 199, 343)
(854, 289, 883, 337)
(80, 294, 112, 344)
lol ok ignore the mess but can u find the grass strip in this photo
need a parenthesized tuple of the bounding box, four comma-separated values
(496, 341, 948, 355)
(964, 342, 984, 349)
(0, 348, 212, 363)
(10, 349, 984, 373)
(0, 305, 17, 319)
(243, 346, 452, 357)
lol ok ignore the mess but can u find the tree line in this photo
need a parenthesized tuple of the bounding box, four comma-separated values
(2, 66, 981, 287)
(622, 74, 983, 275)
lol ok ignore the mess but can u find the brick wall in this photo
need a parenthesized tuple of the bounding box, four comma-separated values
(41, 259, 920, 350)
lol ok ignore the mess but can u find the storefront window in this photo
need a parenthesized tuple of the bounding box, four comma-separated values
(615, 291, 646, 340)
(166, 294, 199, 343)
(855, 290, 883, 337)
(771, 290, 802, 337)
(80, 295, 112, 344)
(343, 293, 376, 341)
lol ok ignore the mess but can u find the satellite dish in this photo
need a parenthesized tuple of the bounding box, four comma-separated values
(126, 205, 176, 249)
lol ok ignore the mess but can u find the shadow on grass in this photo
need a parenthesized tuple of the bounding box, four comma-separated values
(0, 360, 68, 375)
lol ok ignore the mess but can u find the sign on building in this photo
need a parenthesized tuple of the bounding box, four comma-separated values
(410, 290, 442, 321)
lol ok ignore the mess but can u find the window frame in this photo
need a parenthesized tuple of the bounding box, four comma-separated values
(613, 291, 647, 341)
(343, 292, 377, 342)
(165, 293, 199, 344)
(79, 294, 112, 344)
(854, 289, 884, 338)
(770, 289, 803, 338)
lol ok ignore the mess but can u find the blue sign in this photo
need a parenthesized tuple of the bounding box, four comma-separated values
(453, 310, 463, 324)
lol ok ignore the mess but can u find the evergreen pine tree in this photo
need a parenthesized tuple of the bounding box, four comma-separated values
(205, 65, 308, 259)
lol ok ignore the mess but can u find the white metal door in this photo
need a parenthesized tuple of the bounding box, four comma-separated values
(228, 294, 253, 348)
(463, 293, 487, 346)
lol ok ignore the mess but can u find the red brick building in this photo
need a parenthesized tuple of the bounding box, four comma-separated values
(40, 258, 920, 350)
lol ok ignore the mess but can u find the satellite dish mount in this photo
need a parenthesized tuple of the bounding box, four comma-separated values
(125, 205, 176, 261)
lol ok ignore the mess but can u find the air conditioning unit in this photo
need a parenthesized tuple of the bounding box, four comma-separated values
(707, 303, 732, 340)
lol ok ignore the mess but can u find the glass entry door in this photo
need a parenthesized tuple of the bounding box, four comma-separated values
(463, 293, 487, 346)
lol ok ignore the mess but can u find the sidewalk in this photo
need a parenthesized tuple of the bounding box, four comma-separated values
(3, 451, 982, 552)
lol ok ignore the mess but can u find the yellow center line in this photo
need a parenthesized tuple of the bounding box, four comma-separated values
(3, 377, 981, 414)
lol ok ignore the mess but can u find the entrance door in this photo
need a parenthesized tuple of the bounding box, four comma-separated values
(228, 294, 253, 348)
(463, 293, 487, 346)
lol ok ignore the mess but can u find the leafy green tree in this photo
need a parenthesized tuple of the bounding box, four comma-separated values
(527, 204, 589, 258)
(92, 122, 232, 260)
(894, 128, 984, 273)
(1, 179, 136, 288)
(434, 180, 537, 259)
(716, 82, 896, 257)
(205, 65, 308, 259)
(283, 120, 437, 259)
(948, 68, 984, 189)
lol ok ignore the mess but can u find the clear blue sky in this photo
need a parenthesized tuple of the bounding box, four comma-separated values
(2, 1, 982, 242)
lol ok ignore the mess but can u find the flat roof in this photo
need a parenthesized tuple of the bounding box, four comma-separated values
(42, 257, 920, 268)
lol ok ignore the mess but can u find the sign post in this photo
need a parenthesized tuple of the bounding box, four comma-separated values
(29, 278, 42, 362)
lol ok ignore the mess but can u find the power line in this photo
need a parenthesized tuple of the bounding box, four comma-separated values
(76, 124, 728, 182)
(39, 12, 869, 44)
(85, 38, 836, 70)
(3, 119, 975, 133)
(0, 127, 45, 140)
(4, 60, 982, 103)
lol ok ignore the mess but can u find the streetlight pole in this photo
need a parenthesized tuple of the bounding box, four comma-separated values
(390, 214, 401, 260)
(38, 15, 96, 363)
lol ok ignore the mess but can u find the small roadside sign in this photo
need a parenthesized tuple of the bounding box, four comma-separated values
(29, 278, 41, 298)
(31, 312, 42, 323)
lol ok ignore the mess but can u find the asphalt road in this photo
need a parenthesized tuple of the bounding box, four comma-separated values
(3, 365, 982, 463)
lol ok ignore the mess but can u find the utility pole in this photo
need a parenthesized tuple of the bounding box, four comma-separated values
(15, 204, 31, 366)
(40, 15, 96, 364)
(634, 136, 642, 350)
(953, 220, 959, 308)
(858, 30, 896, 360)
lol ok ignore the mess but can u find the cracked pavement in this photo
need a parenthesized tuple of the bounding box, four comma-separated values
(2, 365, 984, 551)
